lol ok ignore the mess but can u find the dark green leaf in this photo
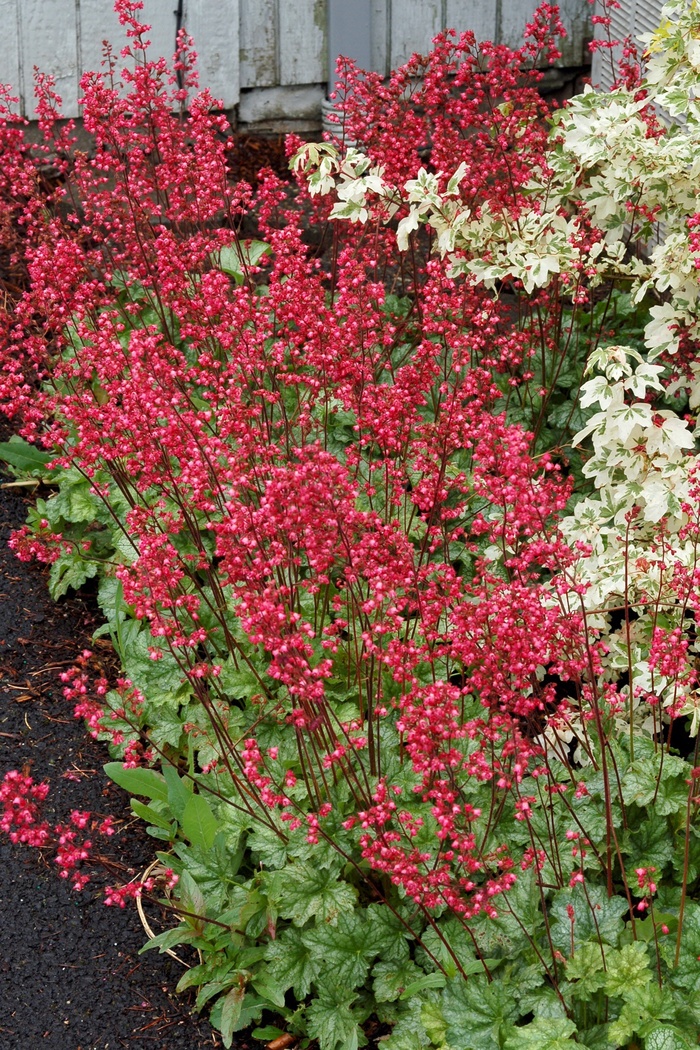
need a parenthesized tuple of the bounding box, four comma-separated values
(219, 984, 246, 1048)
(162, 763, 193, 822)
(0, 437, 53, 473)
(180, 793, 219, 851)
(104, 761, 169, 803)
(130, 799, 175, 832)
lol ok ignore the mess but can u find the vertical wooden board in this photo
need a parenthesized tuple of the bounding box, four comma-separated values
(279, 0, 326, 85)
(141, 0, 180, 68)
(19, 0, 79, 117)
(78, 1, 179, 86)
(498, 0, 591, 63)
(240, 0, 278, 88)
(370, 0, 389, 75)
(498, 0, 541, 51)
(389, 0, 441, 68)
(0, 0, 21, 100)
(444, 1, 497, 44)
(77, 1, 127, 86)
(552, 0, 593, 66)
(77, 2, 233, 106)
(183, 0, 239, 106)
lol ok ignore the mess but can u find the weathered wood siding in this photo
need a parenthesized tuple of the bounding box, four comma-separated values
(0, 0, 240, 116)
(0, 0, 591, 120)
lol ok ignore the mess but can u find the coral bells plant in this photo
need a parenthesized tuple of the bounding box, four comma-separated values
(1, 1, 700, 1047)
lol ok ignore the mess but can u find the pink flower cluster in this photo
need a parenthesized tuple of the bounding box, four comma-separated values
(2, 0, 685, 931)
(1, 771, 102, 890)
(0, 769, 177, 901)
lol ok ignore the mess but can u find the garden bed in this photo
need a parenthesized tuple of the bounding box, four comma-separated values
(0, 433, 229, 1048)
(2, 3, 700, 1049)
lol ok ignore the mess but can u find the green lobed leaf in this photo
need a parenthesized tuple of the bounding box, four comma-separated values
(603, 942, 651, 998)
(364, 904, 413, 964)
(302, 910, 379, 992)
(269, 860, 357, 927)
(265, 925, 316, 998)
(607, 984, 678, 1045)
(306, 993, 361, 1050)
(247, 820, 288, 869)
(643, 1025, 693, 1050)
(441, 975, 520, 1050)
(48, 470, 104, 523)
(622, 816, 676, 873)
(217, 657, 266, 701)
(372, 958, 427, 1002)
(503, 1017, 582, 1050)
(517, 986, 568, 1021)
(119, 623, 187, 702)
(147, 706, 187, 750)
(659, 902, 700, 992)
(563, 942, 606, 998)
(622, 755, 689, 816)
(48, 551, 99, 599)
(421, 999, 454, 1050)
(550, 885, 628, 954)
(381, 998, 436, 1050)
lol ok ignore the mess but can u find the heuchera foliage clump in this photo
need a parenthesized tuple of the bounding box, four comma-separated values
(1, 1, 700, 1047)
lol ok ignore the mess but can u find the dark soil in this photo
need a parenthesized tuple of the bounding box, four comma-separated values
(0, 460, 255, 1050)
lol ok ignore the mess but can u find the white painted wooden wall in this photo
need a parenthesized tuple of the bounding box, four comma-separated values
(0, 0, 591, 123)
